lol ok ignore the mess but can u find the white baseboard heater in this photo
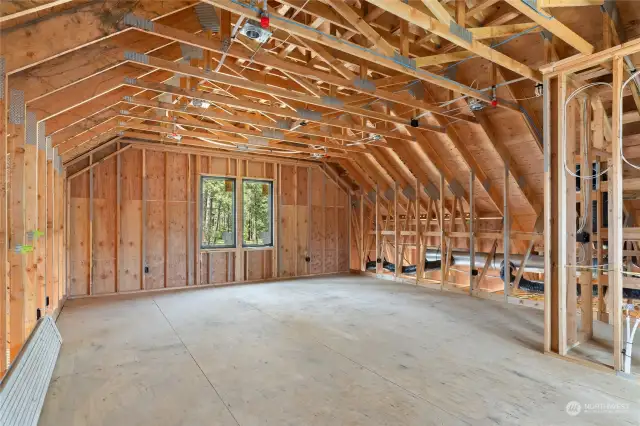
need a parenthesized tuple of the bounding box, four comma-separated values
(0, 316, 62, 426)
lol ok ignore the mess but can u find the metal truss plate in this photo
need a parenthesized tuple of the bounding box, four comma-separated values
(26, 112, 37, 146)
(384, 187, 395, 201)
(448, 179, 465, 198)
(194, 3, 220, 32)
(261, 129, 284, 140)
(402, 186, 416, 201)
(123, 13, 154, 31)
(423, 181, 440, 200)
(124, 51, 149, 64)
(180, 43, 203, 60)
(393, 53, 416, 71)
(9, 89, 25, 125)
(0, 57, 5, 101)
(296, 108, 322, 122)
(321, 96, 344, 108)
(37, 122, 46, 151)
(353, 78, 376, 92)
(449, 21, 473, 44)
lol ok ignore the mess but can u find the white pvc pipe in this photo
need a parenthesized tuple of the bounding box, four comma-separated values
(624, 314, 640, 374)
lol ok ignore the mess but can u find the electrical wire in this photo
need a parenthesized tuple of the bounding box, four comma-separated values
(261, 0, 311, 52)
(226, 0, 540, 135)
(619, 70, 640, 170)
(577, 97, 590, 234)
(562, 82, 613, 180)
(441, 25, 541, 74)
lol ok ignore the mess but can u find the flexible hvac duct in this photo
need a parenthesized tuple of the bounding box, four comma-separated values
(424, 248, 545, 273)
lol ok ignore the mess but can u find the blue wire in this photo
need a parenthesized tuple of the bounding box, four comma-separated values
(228, 0, 540, 121)
(228, 0, 487, 98)
(520, 0, 555, 20)
(442, 25, 541, 74)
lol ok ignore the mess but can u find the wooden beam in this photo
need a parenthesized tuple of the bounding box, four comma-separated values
(327, 0, 396, 55)
(0, 60, 7, 374)
(420, 0, 453, 24)
(503, 0, 593, 55)
(205, 0, 530, 102)
(611, 56, 624, 371)
(364, 0, 542, 82)
(122, 19, 476, 121)
(125, 54, 452, 130)
(121, 97, 372, 147)
(0, 0, 74, 23)
(2, 0, 194, 74)
(539, 0, 603, 6)
(68, 145, 133, 180)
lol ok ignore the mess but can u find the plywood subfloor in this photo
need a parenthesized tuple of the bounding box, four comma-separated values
(40, 275, 640, 425)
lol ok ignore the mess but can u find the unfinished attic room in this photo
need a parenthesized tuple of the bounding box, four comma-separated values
(4, 0, 640, 424)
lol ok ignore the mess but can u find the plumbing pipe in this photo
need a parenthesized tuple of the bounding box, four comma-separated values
(623, 307, 640, 374)
(424, 248, 545, 273)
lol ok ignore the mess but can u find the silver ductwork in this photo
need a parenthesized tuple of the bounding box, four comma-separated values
(424, 248, 544, 273)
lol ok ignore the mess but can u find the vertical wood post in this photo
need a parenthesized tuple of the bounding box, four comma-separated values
(557, 73, 569, 355)
(375, 184, 382, 274)
(235, 173, 244, 282)
(36, 121, 46, 317)
(415, 179, 421, 284)
(544, 74, 562, 354)
(8, 88, 26, 361)
(186, 154, 191, 285)
(580, 96, 593, 341)
(0, 61, 8, 372)
(195, 155, 201, 285)
(566, 90, 578, 347)
(503, 164, 510, 301)
(359, 192, 365, 271)
(115, 142, 121, 293)
(141, 149, 146, 290)
(164, 152, 168, 288)
(88, 153, 93, 296)
(24, 111, 37, 333)
(439, 173, 445, 290)
(394, 182, 399, 278)
(469, 170, 475, 294)
(611, 55, 624, 371)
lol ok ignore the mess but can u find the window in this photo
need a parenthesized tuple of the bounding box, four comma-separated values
(201, 176, 235, 248)
(243, 179, 273, 247)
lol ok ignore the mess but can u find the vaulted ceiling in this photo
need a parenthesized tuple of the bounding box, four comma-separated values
(2, 0, 640, 234)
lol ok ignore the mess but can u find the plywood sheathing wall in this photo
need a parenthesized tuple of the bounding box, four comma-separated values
(279, 165, 349, 278)
(67, 147, 349, 297)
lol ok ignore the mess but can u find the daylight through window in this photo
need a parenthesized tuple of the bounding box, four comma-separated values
(200, 176, 235, 248)
(243, 180, 273, 247)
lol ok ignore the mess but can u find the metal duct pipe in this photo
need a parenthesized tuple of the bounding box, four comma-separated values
(424, 248, 544, 273)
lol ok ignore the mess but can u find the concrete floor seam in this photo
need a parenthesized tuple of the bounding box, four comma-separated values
(152, 298, 243, 426)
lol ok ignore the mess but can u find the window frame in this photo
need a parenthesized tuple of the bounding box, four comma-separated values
(200, 175, 236, 250)
(242, 178, 274, 248)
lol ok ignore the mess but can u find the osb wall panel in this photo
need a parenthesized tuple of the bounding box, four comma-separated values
(279, 165, 349, 278)
(69, 148, 349, 297)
